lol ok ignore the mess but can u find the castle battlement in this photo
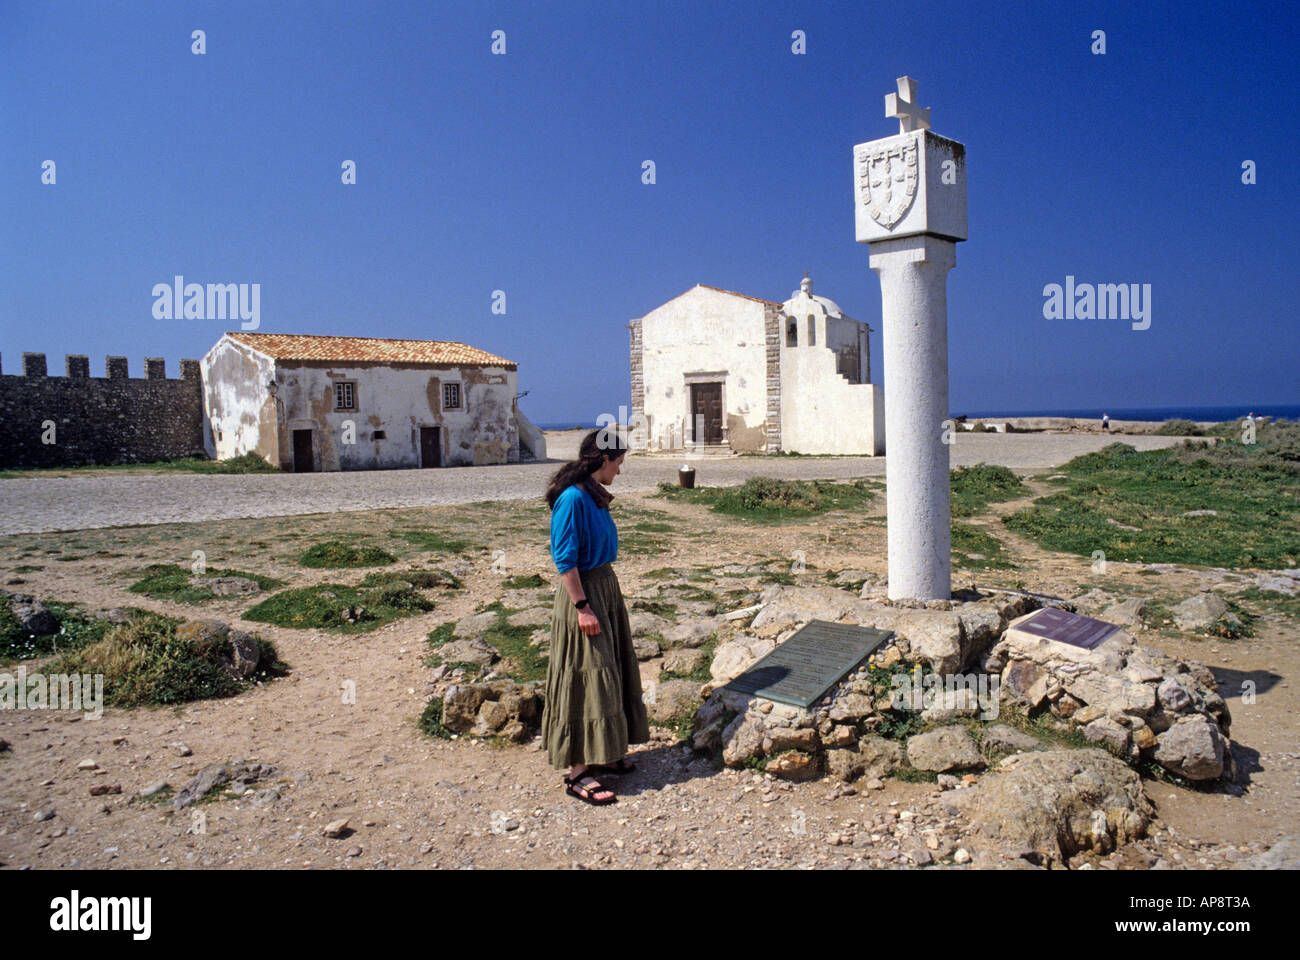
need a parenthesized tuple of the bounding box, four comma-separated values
(2, 353, 201, 381)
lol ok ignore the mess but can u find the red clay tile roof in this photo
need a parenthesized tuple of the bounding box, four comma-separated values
(225, 333, 515, 367)
(695, 284, 782, 306)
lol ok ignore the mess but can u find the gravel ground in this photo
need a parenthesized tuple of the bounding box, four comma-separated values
(0, 432, 1184, 535)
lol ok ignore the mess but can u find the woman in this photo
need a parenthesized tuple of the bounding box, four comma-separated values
(541, 427, 650, 805)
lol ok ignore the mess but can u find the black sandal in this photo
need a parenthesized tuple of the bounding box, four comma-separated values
(589, 758, 637, 775)
(564, 771, 617, 805)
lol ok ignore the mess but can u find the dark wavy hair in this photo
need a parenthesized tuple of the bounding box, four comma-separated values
(544, 427, 628, 510)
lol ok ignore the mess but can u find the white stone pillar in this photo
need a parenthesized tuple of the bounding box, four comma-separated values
(870, 236, 956, 600)
(854, 77, 967, 601)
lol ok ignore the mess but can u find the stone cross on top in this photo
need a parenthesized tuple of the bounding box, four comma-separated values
(885, 76, 930, 134)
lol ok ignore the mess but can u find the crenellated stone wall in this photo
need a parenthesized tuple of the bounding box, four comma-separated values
(0, 353, 205, 468)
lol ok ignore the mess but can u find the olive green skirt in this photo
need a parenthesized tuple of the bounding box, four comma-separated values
(542, 562, 651, 770)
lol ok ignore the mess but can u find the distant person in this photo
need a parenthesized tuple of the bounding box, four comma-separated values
(1246, 412, 1255, 422)
(1101, 413, 1109, 432)
(541, 427, 649, 805)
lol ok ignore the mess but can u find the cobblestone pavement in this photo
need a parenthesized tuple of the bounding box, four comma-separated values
(0, 433, 1184, 535)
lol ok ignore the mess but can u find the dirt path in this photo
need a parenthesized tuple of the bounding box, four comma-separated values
(0, 476, 1294, 869)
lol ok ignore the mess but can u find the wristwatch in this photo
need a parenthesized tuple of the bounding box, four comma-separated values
(574, 598, 589, 610)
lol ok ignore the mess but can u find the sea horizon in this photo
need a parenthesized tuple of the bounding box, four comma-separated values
(536, 403, 1299, 432)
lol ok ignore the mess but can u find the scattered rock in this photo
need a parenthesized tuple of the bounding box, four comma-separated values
(1172, 592, 1227, 631)
(632, 636, 662, 661)
(505, 607, 551, 628)
(946, 749, 1154, 866)
(7, 594, 58, 634)
(646, 679, 701, 724)
(193, 575, 261, 596)
(766, 751, 819, 781)
(662, 647, 708, 675)
(981, 724, 1040, 753)
(1236, 835, 1300, 870)
(441, 680, 542, 742)
(710, 635, 777, 683)
(628, 611, 671, 636)
(661, 616, 726, 648)
(906, 726, 983, 772)
(1154, 715, 1227, 781)
(1102, 597, 1148, 626)
(323, 818, 351, 838)
(434, 638, 499, 668)
(452, 611, 499, 638)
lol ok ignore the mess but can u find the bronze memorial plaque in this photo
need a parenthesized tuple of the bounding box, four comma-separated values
(723, 619, 894, 709)
(1016, 607, 1120, 650)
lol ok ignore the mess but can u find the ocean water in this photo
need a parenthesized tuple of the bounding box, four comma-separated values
(956, 404, 1300, 423)
(538, 405, 1299, 431)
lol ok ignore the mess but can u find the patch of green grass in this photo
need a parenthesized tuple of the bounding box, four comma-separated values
(654, 476, 876, 523)
(1003, 436, 1300, 568)
(888, 766, 938, 783)
(243, 580, 435, 633)
(297, 541, 397, 568)
(502, 574, 546, 589)
(12, 565, 42, 574)
(631, 599, 677, 618)
(0, 599, 121, 663)
(632, 521, 675, 533)
(950, 464, 1029, 517)
(951, 523, 1018, 570)
(417, 699, 452, 739)
(47, 611, 286, 707)
(127, 564, 287, 605)
(0, 453, 280, 478)
(463, 601, 549, 683)
(1153, 419, 1204, 436)
(394, 530, 472, 554)
(644, 568, 681, 580)
(618, 533, 671, 556)
(424, 621, 457, 664)
(1231, 585, 1300, 622)
(360, 569, 462, 591)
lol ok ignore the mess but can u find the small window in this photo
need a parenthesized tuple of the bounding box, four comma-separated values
(335, 381, 356, 411)
(443, 382, 461, 409)
(786, 320, 797, 347)
(373, 430, 386, 440)
(807, 315, 816, 346)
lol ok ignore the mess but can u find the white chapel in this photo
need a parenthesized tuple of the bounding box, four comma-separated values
(626, 275, 884, 455)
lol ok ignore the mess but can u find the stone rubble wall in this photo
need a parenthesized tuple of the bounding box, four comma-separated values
(0, 353, 204, 468)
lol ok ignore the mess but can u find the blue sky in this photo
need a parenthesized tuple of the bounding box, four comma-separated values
(3, 0, 1296, 425)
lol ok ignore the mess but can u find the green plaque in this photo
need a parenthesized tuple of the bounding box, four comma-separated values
(723, 619, 894, 709)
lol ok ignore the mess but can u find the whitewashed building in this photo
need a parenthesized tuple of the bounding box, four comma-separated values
(200, 333, 546, 471)
(627, 276, 884, 455)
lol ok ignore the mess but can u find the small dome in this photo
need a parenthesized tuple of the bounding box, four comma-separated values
(784, 273, 844, 319)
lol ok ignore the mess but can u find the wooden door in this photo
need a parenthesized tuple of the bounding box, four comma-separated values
(691, 382, 723, 444)
(420, 426, 441, 467)
(292, 430, 314, 472)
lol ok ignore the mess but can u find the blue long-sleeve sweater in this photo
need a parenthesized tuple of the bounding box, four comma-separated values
(549, 484, 618, 574)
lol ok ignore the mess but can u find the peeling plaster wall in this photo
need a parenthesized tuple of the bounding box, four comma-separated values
(200, 336, 277, 461)
(274, 361, 519, 470)
(638, 286, 769, 452)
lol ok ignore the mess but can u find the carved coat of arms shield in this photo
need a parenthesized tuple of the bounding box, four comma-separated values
(857, 138, 919, 229)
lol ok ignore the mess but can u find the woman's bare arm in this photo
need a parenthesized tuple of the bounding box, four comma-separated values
(559, 568, 601, 635)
